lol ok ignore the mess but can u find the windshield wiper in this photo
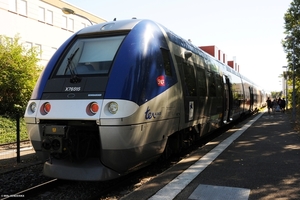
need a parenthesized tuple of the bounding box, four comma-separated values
(65, 47, 81, 83)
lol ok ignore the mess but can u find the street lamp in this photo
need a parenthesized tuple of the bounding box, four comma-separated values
(61, 7, 93, 26)
(285, 35, 296, 122)
(282, 66, 288, 109)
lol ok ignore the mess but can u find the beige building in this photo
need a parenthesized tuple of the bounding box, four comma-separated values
(0, 0, 106, 66)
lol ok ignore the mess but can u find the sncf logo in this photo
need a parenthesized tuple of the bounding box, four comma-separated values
(157, 75, 165, 86)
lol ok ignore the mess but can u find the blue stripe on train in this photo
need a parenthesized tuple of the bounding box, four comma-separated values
(104, 20, 177, 105)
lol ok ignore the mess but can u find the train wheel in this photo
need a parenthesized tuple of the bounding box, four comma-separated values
(162, 140, 172, 160)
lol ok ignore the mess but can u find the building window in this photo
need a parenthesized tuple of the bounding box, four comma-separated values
(18, 0, 27, 16)
(46, 10, 53, 24)
(1, 37, 14, 45)
(35, 44, 42, 58)
(9, 0, 17, 12)
(38, 7, 45, 22)
(23, 41, 32, 52)
(51, 47, 57, 57)
(62, 16, 67, 29)
(68, 18, 74, 31)
(81, 23, 86, 29)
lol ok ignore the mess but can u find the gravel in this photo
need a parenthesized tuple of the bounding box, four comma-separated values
(0, 143, 178, 199)
(0, 153, 52, 195)
(0, 151, 159, 199)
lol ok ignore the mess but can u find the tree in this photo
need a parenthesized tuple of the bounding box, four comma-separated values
(271, 91, 282, 99)
(0, 35, 41, 117)
(282, 0, 300, 109)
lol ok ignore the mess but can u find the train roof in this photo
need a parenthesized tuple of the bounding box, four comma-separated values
(77, 19, 145, 35)
(76, 19, 262, 89)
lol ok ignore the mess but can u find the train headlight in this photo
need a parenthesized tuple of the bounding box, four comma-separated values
(29, 102, 37, 113)
(108, 102, 118, 114)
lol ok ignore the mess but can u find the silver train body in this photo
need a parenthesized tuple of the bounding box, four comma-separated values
(24, 19, 267, 181)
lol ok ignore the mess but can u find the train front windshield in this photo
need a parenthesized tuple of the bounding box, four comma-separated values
(55, 35, 125, 76)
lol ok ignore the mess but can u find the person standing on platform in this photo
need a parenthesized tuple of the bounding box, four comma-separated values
(266, 97, 272, 114)
(272, 99, 278, 112)
(280, 98, 286, 113)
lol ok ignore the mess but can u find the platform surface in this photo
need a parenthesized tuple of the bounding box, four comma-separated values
(122, 111, 300, 200)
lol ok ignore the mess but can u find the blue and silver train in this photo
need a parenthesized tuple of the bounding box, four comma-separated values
(24, 19, 267, 181)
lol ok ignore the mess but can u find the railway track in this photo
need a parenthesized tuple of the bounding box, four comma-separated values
(0, 140, 30, 147)
(1, 179, 58, 200)
(0, 140, 32, 157)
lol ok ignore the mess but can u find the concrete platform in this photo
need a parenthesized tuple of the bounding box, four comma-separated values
(121, 111, 300, 200)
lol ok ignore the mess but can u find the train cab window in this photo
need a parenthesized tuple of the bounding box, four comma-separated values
(55, 35, 125, 76)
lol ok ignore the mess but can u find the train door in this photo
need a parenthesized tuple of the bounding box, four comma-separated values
(222, 75, 231, 123)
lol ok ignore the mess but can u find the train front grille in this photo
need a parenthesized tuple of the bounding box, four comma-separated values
(40, 120, 101, 162)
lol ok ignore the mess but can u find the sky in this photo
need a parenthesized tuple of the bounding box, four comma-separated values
(66, 0, 291, 92)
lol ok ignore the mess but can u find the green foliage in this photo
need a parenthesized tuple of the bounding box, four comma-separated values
(282, 0, 300, 111)
(271, 91, 283, 99)
(0, 35, 41, 117)
(0, 116, 28, 144)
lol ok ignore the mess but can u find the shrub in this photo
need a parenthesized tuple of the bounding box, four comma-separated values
(0, 35, 41, 117)
(0, 116, 28, 144)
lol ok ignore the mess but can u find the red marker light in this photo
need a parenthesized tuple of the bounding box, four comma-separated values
(43, 102, 51, 114)
(89, 102, 99, 114)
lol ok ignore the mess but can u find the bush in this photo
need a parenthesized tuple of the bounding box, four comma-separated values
(0, 116, 28, 144)
(0, 35, 41, 117)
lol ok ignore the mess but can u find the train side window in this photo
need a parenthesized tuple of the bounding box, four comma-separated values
(180, 60, 197, 96)
(195, 66, 207, 96)
(207, 71, 216, 97)
(175, 56, 197, 96)
(160, 48, 172, 76)
(215, 74, 223, 97)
